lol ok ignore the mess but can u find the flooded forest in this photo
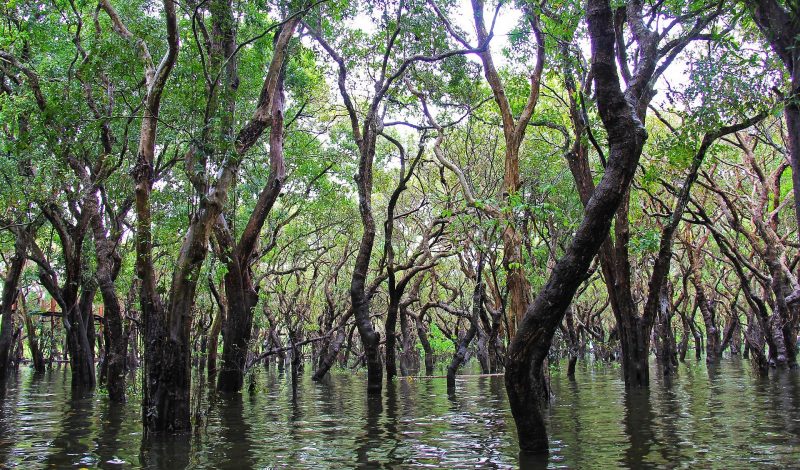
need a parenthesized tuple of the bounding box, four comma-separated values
(1, 0, 800, 468)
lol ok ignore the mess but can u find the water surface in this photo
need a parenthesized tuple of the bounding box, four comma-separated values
(0, 359, 798, 468)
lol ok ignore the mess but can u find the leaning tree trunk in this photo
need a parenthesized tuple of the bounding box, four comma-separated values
(689, 244, 721, 363)
(505, 0, 648, 453)
(207, 279, 226, 376)
(446, 321, 477, 390)
(720, 312, 741, 355)
(678, 309, 690, 362)
(747, 0, 800, 255)
(313, 328, 346, 381)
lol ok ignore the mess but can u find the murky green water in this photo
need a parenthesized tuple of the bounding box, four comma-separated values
(0, 359, 798, 468)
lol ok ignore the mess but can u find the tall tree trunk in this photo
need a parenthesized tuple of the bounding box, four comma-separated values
(747, 0, 800, 243)
(689, 244, 721, 363)
(216, 246, 260, 392)
(0, 239, 25, 378)
(23, 301, 45, 373)
(127, 0, 297, 431)
(81, 288, 96, 364)
(416, 316, 434, 376)
(564, 306, 579, 379)
(127, 0, 182, 433)
(381, 136, 425, 383)
(350, 117, 383, 394)
(653, 284, 677, 375)
(207, 279, 226, 376)
(678, 310, 690, 362)
(64, 294, 96, 389)
(446, 256, 484, 390)
(469, 0, 543, 338)
(385, 295, 400, 381)
(88, 185, 131, 402)
(217, 9, 290, 394)
(505, 0, 648, 453)
(748, 0, 800, 368)
(98, 274, 127, 402)
(618, 314, 650, 387)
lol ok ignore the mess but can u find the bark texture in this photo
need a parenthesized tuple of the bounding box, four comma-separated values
(505, 0, 647, 453)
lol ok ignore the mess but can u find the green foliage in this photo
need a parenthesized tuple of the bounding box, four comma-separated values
(0, 0, 793, 396)
(418, 323, 454, 355)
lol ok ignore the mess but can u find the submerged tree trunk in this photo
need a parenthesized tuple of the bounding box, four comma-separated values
(207, 280, 226, 376)
(216, 240, 260, 392)
(313, 307, 352, 381)
(690, 315, 703, 361)
(618, 314, 650, 387)
(505, 0, 648, 453)
(23, 302, 45, 373)
(349, 116, 383, 393)
(87, 178, 131, 402)
(398, 305, 418, 375)
(653, 284, 678, 376)
(698, 296, 721, 363)
(744, 306, 770, 373)
(446, 256, 484, 390)
(0, 238, 25, 378)
(564, 306, 579, 379)
(721, 312, 741, 355)
(678, 309, 690, 363)
(747, 0, 800, 370)
(217, 21, 291, 393)
(416, 315, 435, 376)
(64, 295, 96, 389)
(381, 138, 426, 383)
(446, 321, 477, 390)
(98, 275, 127, 402)
(121, 0, 298, 431)
(689, 240, 721, 364)
(385, 297, 401, 382)
(313, 328, 347, 381)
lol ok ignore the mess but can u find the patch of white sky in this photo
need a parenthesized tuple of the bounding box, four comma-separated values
(321, 1, 523, 171)
(335, 0, 698, 134)
(300, 1, 754, 182)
